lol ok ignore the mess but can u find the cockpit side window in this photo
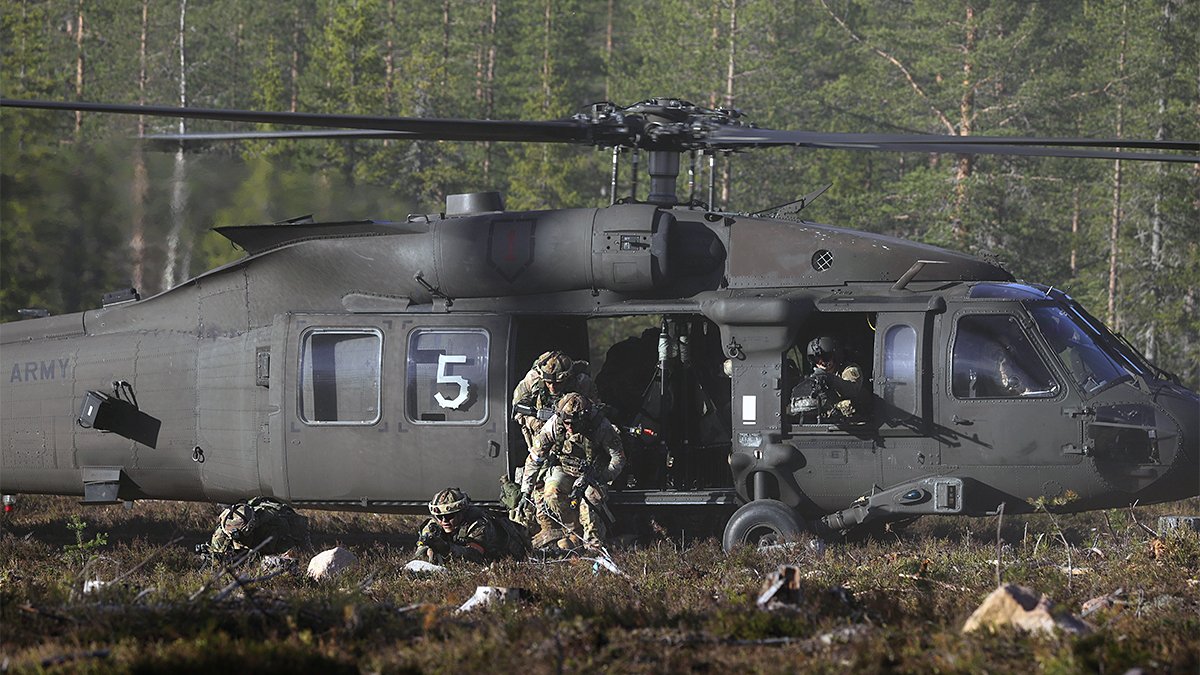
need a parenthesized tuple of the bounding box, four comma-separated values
(952, 314, 1058, 399)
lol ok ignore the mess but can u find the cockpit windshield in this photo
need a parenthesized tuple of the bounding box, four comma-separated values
(1030, 305, 1131, 395)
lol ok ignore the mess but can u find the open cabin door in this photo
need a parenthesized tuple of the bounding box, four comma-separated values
(282, 313, 511, 508)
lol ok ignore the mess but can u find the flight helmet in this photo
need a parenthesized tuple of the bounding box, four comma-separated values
(806, 336, 842, 363)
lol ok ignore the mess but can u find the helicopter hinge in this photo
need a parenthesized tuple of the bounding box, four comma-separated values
(413, 271, 454, 308)
(1061, 442, 1093, 456)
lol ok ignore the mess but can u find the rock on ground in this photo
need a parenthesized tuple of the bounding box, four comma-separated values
(307, 546, 357, 581)
(962, 584, 1092, 635)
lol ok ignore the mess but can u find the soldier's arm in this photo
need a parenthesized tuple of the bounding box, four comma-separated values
(522, 420, 557, 492)
(512, 375, 536, 417)
(596, 424, 626, 483)
(446, 519, 492, 563)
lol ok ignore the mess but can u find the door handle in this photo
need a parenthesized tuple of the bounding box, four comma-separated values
(952, 415, 972, 426)
(488, 440, 501, 458)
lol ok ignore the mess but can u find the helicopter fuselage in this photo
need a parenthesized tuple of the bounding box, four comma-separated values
(3, 201, 1196, 540)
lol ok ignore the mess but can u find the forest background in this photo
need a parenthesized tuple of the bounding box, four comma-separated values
(2, 0, 1197, 386)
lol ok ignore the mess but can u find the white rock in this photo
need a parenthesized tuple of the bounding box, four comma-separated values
(457, 586, 528, 612)
(404, 559, 447, 574)
(306, 546, 357, 581)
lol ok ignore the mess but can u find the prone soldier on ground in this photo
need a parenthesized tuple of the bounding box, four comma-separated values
(414, 487, 530, 564)
(197, 496, 312, 567)
(522, 393, 625, 551)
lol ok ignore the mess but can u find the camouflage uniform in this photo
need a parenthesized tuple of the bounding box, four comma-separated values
(511, 351, 598, 533)
(208, 496, 311, 562)
(523, 393, 625, 547)
(415, 488, 529, 564)
(512, 351, 598, 447)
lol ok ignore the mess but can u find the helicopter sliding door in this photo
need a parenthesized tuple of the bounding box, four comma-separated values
(938, 310, 1083, 468)
(281, 313, 510, 508)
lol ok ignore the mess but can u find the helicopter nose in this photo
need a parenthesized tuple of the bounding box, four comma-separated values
(1148, 387, 1200, 502)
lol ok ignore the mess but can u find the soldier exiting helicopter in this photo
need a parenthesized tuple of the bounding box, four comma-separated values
(511, 351, 598, 534)
(523, 393, 625, 550)
(787, 336, 865, 423)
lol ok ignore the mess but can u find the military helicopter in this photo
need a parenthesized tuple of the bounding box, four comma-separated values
(2, 97, 1197, 550)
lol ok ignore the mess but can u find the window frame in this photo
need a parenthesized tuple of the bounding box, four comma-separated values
(296, 327, 384, 426)
(404, 327, 491, 426)
(949, 311, 1061, 402)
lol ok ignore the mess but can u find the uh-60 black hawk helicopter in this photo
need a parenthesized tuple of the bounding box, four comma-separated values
(2, 97, 1198, 549)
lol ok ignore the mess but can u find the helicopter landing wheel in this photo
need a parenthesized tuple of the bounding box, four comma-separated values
(722, 499, 806, 552)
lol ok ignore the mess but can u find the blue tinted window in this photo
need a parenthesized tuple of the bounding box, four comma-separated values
(968, 283, 1050, 300)
(883, 324, 917, 415)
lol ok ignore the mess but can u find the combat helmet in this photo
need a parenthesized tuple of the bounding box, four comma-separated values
(220, 502, 256, 540)
(536, 351, 575, 384)
(556, 392, 596, 430)
(429, 487, 470, 518)
(806, 336, 842, 363)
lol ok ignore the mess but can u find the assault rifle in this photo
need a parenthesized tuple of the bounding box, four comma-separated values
(567, 468, 615, 525)
(513, 400, 554, 422)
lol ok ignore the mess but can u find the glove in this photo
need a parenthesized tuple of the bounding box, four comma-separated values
(419, 529, 449, 551)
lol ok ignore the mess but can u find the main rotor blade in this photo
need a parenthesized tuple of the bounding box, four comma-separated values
(6, 97, 1196, 162)
(707, 127, 1200, 162)
(1, 98, 589, 144)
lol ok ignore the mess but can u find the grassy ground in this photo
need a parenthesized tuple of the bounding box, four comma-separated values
(1, 495, 1197, 673)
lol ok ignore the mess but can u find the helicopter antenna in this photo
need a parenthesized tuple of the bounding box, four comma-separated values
(752, 184, 833, 220)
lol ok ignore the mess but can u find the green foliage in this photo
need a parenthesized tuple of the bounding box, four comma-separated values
(61, 514, 109, 567)
(1, 0, 1196, 384)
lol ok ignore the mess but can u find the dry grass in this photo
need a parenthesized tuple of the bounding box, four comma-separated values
(2, 495, 1197, 673)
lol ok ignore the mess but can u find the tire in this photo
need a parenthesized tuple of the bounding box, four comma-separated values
(721, 499, 805, 552)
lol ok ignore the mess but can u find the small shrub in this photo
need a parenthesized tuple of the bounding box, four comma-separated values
(61, 514, 108, 567)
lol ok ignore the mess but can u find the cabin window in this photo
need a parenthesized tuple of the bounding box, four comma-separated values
(298, 329, 382, 424)
(406, 328, 489, 424)
(952, 314, 1058, 399)
(882, 324, 918, 417)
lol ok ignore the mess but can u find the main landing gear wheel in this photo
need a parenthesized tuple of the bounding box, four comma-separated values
(722, 499, 805, 552)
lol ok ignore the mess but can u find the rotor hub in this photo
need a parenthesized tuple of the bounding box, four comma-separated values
(577, 98, 752, 152)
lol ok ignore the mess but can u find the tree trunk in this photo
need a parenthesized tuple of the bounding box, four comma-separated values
(952, 5, 977, 245)
(290, 7, 301, 112)
(385, 0, 396, 111)
(720, 0, 738, 208)
(163, 0, 189, 292)
(1144, 0, 1174, 362)
(73, 0, 85, 137)
(130, 0, 149, 293)
(482, 0, 497, 181)
(1106, 1, 1127, 329)
(604, 0, 614, 102)
(442, 0, 452, 91)
(1069, 186, 1080, 278)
